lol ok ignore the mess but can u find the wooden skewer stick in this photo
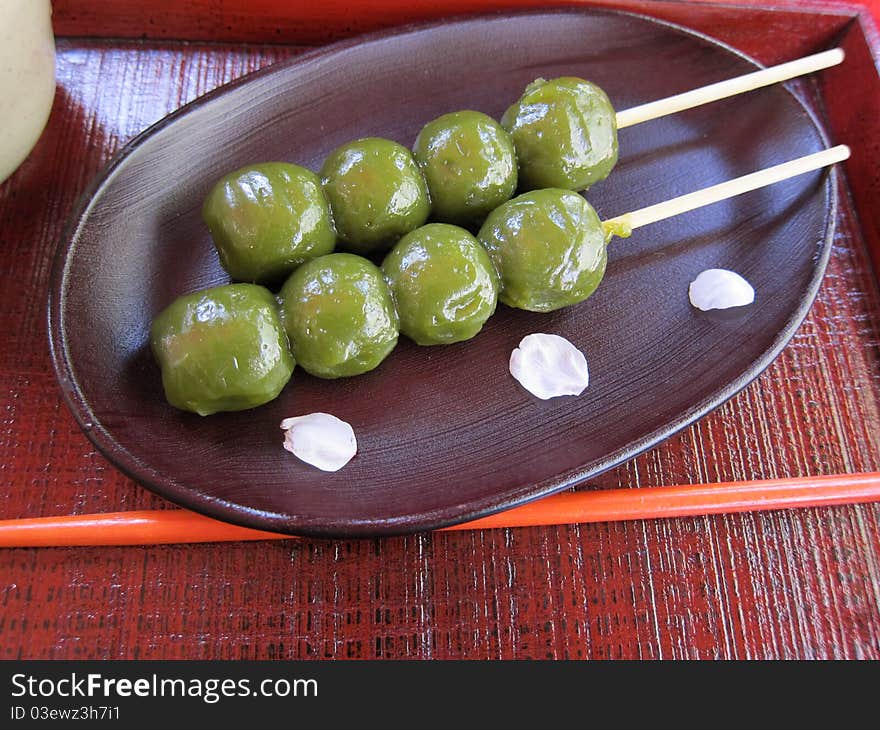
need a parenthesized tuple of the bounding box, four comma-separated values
(603, 145, 850, 236)
(615, 48, 844, 129)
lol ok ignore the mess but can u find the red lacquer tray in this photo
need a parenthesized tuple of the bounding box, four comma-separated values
(0, 0, 877, 659)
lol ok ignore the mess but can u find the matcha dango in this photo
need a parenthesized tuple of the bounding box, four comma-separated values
(320, 137, 430, 255)
(413, 111, 517, 226)
(478, 188, 610, 313)
(501, 77, 618, 193)
(382, 223, 499, 346)
(150, 284, 295, 416)
(202, 162, 336, 285)
(279, 253, 399, 378)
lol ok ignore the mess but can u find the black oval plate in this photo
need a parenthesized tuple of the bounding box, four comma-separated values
(49, 9, 836, 537)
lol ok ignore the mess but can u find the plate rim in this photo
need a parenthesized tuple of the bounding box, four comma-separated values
(47, 7, 838, 537)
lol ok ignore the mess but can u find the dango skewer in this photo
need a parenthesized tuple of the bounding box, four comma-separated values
(479, 145, 850, 313)
(155, 54, 848, 416)
(421, 49, 844, 227)
(500, 48, 844, 196)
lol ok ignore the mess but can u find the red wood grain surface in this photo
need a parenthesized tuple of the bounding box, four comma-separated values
(48, 0, 872, 51)
(0, 1, 879, 659)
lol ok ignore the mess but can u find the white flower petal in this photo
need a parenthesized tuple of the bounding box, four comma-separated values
(280, 413, 357, 472)
(688, 269, 755, 311)
(509, 333, 589, 400)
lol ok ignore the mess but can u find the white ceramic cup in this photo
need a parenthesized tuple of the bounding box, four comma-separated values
(0, 0, 56, 184)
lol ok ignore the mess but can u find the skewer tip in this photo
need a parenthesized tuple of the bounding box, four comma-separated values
(806, 47, 844, 67)
(830, 144, 851, 163)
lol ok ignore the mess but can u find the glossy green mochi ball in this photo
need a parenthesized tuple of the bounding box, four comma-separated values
(501, 77, 618, 192)
(150, 283, 295, 415)
(413, 110, 517, 226)
(279, 253, 399, 378)
(202, 162, 336, 285)
(320, 137, 430, 255)
(383, 223, 499, 346)
(478, 188, 607, 312)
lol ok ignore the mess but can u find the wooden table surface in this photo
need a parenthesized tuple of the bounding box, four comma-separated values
(1, 0, 878, 659)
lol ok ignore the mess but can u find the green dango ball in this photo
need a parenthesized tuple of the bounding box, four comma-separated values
(413, 111, 517, 226)
(383, 223, 499, 346)
(320, 138, 430, 255)
(501, 77, 618, 192)
(279, 253, 399, 378)
(202, 162, 336, 285)
(477, 188, 607, 312)
(150, 283, 295, 416)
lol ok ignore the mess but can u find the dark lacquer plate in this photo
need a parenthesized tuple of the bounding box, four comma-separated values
(48, 9, 836, 537)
